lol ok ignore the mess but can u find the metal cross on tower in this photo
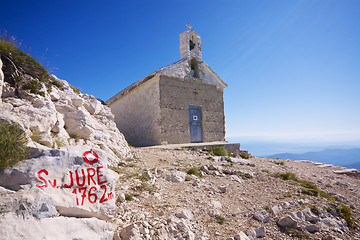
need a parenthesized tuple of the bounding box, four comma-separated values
(186, 22, 192, 30)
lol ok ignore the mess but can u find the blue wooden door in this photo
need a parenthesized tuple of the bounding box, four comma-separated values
(189, 105, 202, 143)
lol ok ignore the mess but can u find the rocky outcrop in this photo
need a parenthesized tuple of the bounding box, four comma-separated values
(277, 207, 349, 234)
(209, 155, 255, 166)
(0, 73, 130, 157)
(0, 52, 132, 239)
(334, 168, 360, 178)
(114, 216, 210, 240)
(0, 137, 125, 239)
(0, 58, 3, 101)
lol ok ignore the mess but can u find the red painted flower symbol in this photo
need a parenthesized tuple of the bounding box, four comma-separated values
(82, 150, 99, 165)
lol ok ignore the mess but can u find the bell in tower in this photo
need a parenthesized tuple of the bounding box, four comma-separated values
(179, 23, 202, 61)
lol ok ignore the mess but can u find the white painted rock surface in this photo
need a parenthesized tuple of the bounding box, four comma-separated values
(0, 146, 120, 239)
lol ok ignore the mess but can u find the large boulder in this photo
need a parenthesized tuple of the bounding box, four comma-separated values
(0, 145, 120, 239)
(0, 214, 114, 240)
(278, 215, 298, 228)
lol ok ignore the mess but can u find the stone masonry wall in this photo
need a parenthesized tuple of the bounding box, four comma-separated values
(109, 76, 162, 147)
(159, 75, 225, 144)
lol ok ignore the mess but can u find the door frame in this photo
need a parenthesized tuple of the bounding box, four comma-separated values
(189, 105, 203, 143)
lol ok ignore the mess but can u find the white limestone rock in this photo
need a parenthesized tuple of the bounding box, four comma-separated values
(290, 211, 306, 225)
(248, 226, 266, 238)
(0, 145, 120, 239)
(227, 157, 255, 166)
(0, 58, 3, 101)
(1, 72, 131, 159)
(234, 231, 250, 240)
(84, 96, 102, 115)
(253, 210, 270, 223)
(320, 217, 347, 231)
(334, 168, 360, 177)
(49, 87, 60, 101)
(269, 205, 282, 215)
(165, 171, 186, 183)
(119, 223, 141, 240)
(37, 133, 53, 148)
(279, 201, 292, 209)
(230, 175, 243, 183)
(70, 95, 84, 108)
(62, 110, 93, 139)
(0, 146, 118, 214)
(1, 81, 16, 98)
(211, 200, 222, 209)
(302, 208, 320, 223)
(0, 212, 114, 240)
(0, 54, 132, 239)
(175, 209, 194, 220)
(277, 215, 298, 228)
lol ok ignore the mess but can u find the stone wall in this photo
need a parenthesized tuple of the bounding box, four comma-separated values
(159, 75, 225, 144)
(109, 76, 162, 147)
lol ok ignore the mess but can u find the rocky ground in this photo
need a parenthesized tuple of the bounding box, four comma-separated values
(113, 147, 360, 240)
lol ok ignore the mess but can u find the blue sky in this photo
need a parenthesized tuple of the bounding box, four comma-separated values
(1, 0, 360, 144)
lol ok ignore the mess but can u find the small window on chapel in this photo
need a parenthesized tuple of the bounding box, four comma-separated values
(190, 59, 199, 78)
(189, 39, 195, 51)
(190, 64, 195, 77)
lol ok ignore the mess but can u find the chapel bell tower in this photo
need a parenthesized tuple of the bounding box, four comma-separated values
(179, 23, 202, 61)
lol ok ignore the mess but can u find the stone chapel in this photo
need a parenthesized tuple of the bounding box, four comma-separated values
(106, 24, 227, 147)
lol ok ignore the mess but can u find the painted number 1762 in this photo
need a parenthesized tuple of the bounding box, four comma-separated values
(72, 185, 114, 205)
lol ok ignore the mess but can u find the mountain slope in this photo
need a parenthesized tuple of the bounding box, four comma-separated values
(110, 147, 360, 239)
